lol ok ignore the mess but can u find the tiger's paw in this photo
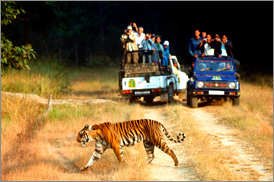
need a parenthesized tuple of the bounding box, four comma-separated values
(80, 166, 88, 172)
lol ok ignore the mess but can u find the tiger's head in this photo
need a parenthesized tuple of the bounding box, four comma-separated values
(76, 124, 103, 146)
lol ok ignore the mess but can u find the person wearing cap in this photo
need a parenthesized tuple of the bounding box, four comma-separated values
(173, 59, 180, 76)
(162, 40, 171, 67)
(121, 25, 139, 64)
(141, 33, 154, 63)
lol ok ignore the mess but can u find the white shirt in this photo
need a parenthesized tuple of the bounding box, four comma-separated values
(204, 42, 214, 56)
(221, 42, 228, 56)
(136, 33, 145, 48)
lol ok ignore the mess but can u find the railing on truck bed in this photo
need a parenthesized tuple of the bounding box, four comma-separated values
(124, 63, 162, 77)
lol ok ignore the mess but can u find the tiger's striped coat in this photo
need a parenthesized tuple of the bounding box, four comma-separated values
(76, 119, 185, 171)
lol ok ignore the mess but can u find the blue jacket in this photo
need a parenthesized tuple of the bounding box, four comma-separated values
(162, 46, 169, 67)
(189, 37, 204, 57)
(151, 43, 159, 61)
(141, 39, 154, 51)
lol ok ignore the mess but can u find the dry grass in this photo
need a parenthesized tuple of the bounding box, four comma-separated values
(2, 65, 272, 181)
(165, 105, 245, 181)
(203, 81, 273, 163)
(1, 94, 150, 181)
(62, 67, 119, 100)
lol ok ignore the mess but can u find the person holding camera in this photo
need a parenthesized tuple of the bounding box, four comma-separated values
(202, 34, 215, 56)
(141, 33, 154, 63)
(130, 22, 145, 63)
(214, 35, 240, 70)
(120, 25, 139, 64)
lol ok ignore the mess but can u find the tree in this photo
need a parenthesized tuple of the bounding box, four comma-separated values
(1, 1, 36, 70)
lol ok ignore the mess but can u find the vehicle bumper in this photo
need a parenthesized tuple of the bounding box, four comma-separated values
(120, 88, 167, 98)
(191, 89, 240, 97)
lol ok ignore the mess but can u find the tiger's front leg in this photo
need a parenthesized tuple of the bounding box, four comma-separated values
(80, 141, 107, 171)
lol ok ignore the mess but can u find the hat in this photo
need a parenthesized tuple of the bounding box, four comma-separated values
(173, 60, 178, 64)
(151, 34, 156, 38)
(127, 25, 132, 30)
(163, 40, 169, 46)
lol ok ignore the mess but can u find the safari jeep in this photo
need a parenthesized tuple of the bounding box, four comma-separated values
(187, 56, 241, 108)
(119, 55, 189, 104)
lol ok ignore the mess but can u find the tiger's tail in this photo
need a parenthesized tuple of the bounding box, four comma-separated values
(161, 124, 185, 143)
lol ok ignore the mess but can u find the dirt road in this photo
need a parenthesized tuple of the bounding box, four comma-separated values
(137, 98, 273, 181)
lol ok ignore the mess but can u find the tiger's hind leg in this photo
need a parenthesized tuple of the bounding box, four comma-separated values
(143, 140, 155, 164)
(112, 145, 125, 164)
(156, 139, 179, 166)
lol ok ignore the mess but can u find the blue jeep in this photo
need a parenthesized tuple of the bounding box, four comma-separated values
(187, 56, 240, 108)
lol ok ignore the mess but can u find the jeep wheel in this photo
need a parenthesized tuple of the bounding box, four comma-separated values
(190, 94, 198, 108)
(232, 97, 240, 106)
(129, 96, 135, 104)
(187, 89, 190, 105)
(144, 96, 154, 104)
(167, 84, 174, 104)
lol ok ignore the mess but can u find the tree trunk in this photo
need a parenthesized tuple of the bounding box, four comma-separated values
(23, 12, 30, 45)
(99, 2, 104, 53)
(45, 44, 49, 59)
(75, 43, 79, 67)
(59, 34, 62, 62)
(58, 4, 62, 62)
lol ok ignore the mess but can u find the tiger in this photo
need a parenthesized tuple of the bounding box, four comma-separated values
(76, 119, 185, 171)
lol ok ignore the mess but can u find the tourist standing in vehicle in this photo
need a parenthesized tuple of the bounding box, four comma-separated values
(189, 29, 205, 61)
(203, 34, 215, 56)
(132, 23, 145, 63)
(150, 34, 159, 63)
(215, 35, 240, 70)
(121, 25, 139, 64)
(162, 40, 171, 67)
(141, 33, 154, 63)
(155, 35, 164, 53)
(201, 31, 207, 39)
(188, 29, 204, 78)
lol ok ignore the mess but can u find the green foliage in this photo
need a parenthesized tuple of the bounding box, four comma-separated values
(1, 33, 37, 70)
(1, 1, 25, 25)
(1, 1, 36, 71)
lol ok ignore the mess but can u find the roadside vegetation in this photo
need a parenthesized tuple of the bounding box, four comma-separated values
(203, 76, 273, 166)
(1, 58, 272, 180)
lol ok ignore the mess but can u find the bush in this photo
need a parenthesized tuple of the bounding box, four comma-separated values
(1, 33, 37, 70)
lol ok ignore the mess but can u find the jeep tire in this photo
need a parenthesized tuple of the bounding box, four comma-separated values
(232, 97, 240, 106)
(190, 94, 198, 108)
(187, 89, 190, 105)
(167, 84, 174, 104)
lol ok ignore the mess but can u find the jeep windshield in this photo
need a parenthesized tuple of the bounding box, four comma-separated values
(195, 59, 234, 72)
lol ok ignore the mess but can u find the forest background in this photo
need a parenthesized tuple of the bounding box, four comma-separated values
(1, 1, 273, 74)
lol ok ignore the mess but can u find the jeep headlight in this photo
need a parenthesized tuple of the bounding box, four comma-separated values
(229, 82, 236, 89)
(197, 81, 204, 88)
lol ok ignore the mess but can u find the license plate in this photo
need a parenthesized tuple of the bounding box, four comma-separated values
(209, 90, 224, 95)
(160, 93, 168, 102)
(135, 91, 150, 95)
(128, 80, 136, 88)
